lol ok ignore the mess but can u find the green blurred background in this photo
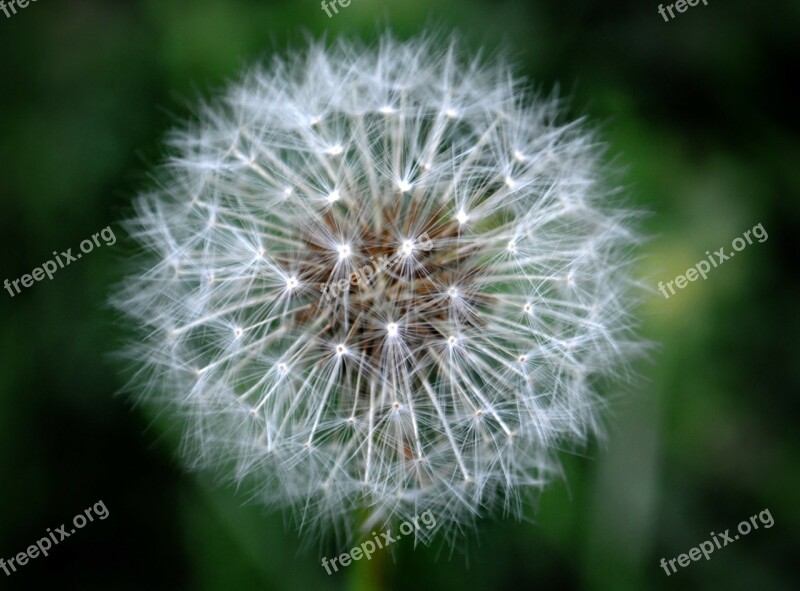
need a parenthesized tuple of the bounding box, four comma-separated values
(1, 1, 798, 589)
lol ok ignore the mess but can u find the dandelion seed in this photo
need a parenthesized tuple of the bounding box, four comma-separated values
(113, 32, 644, 545)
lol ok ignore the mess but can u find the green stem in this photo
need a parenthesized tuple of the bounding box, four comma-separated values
(348, 543, 386, 591)
(347, 512, 388, 591)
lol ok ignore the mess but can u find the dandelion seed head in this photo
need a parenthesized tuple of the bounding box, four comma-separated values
(113, 32, 644, 545)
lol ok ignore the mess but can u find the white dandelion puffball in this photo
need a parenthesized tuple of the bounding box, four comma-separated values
(115, 34, 643, 542)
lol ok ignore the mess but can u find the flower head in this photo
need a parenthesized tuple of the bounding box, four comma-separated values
(114, 33, 643, 543)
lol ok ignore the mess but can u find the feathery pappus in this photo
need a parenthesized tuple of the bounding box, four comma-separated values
(113, 33, 645, 545)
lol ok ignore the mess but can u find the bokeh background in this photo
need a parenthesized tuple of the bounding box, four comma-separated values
(1, 1, 798, 589)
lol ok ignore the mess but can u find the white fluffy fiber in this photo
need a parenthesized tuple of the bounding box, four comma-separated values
(113, 33, 643, 543)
